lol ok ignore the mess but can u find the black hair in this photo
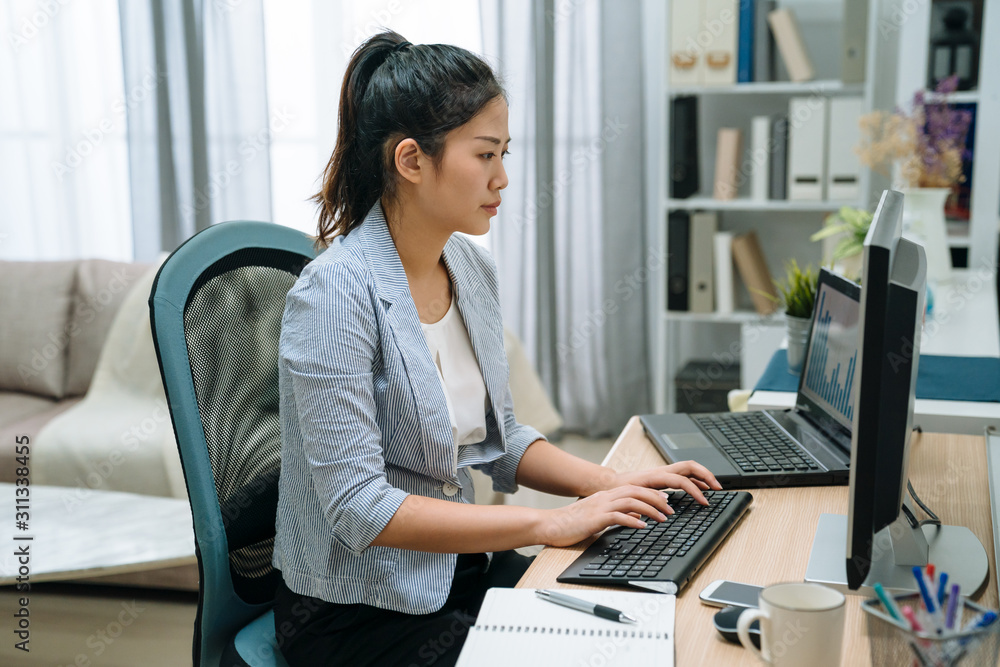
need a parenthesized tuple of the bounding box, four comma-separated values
(313, 30, 507, 246)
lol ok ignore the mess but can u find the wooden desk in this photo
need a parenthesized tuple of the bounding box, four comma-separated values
(517, 417, 998, 665)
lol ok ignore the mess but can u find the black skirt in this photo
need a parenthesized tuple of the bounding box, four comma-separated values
(273, 550, 534, 667)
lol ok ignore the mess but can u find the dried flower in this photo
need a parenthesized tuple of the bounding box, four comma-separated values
(855, 75, 972, 188)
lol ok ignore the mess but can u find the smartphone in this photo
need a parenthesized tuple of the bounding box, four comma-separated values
(699, 580, 763, 609)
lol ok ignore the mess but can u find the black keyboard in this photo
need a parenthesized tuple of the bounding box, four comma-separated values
(556, 490, 752, 593)
(693, 412, 821, 473)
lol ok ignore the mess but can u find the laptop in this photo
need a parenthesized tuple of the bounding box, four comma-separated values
(640, 268, 860, 487)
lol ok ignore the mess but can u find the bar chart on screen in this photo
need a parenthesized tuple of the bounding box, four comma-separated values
(804, 288, 859, 422)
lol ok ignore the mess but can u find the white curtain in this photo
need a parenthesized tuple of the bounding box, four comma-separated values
(0, 0, 132, 261)
(482, 0, 650, 436)
(119, 0, 272, 260)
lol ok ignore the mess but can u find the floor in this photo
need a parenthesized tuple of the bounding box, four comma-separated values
(0, 434, 613, 666)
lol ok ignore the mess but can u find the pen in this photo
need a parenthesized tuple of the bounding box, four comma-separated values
(945, 583, 960, 630)
(936, 572, 948, 606)
(535, 589, 637, 624)
(874, 582, 904, 623)
(912, 566, 943, 633)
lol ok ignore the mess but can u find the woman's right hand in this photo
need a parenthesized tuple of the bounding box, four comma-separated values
(533, 485, 676, 548)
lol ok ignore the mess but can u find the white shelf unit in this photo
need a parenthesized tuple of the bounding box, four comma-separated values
(642, 0, 900, 413)
(665, 197, 866, 211)
(895, 1, 1000, 263)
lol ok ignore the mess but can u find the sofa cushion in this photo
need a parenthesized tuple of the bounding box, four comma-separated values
(0, 261, 77, 399)
(0, 393, 82, 482)
(65, 260, 153, 396)
(0, 391, 61, 430)
(36, 256, 185, 498)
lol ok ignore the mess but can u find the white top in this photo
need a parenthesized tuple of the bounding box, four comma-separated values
(420, 293, 489, 447)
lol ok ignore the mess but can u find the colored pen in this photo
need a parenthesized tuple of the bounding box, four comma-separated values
(926, 563, 935, 586)
(912, 566, 943, 632)
(902, 605, 924, 633)
(936, 572, 949, 606)
(962, 610, 998, 632)
(874, 582, 904, 623)
(535, 590, 637, 624)
(945, 583, 961, 630)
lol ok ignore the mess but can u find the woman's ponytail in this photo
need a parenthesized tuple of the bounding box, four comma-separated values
(313, 32, 405, 247)
(312, 30, 506, 247)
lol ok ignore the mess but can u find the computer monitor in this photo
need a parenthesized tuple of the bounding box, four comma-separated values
(805, 189, 989, 595)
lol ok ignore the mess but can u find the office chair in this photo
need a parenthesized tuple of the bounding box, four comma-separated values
(149, 221, 316, 666)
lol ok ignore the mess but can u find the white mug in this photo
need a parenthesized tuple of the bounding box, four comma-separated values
(737, 582, 846, 666)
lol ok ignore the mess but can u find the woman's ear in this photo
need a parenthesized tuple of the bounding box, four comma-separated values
(394, 138, 424, 185)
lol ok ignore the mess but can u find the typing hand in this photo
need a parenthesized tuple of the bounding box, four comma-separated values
(611, 461, 722, 506)
(535, 485, 674, 548)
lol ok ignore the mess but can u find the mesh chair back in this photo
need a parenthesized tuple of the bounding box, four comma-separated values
(150, 223, 315, 666)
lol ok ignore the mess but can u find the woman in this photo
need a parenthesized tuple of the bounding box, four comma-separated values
(272, 31, 720, 666)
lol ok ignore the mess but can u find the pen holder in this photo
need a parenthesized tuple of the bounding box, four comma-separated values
(862, 592, 1000, 666)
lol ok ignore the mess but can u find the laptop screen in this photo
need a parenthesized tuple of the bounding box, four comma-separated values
(797, 272, 861, 431)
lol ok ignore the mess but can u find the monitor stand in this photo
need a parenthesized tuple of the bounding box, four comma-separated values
(805, 513, 989, 596)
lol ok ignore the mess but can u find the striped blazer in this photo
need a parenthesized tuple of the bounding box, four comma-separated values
(273, 202, 545, 614)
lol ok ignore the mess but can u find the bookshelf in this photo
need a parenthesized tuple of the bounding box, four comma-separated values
(642, 0, 900, 413)
(894, 0, 1000, 270)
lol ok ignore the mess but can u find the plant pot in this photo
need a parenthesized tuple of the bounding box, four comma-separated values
(901, 187, 952, 284)
(786, 315, 811, 375)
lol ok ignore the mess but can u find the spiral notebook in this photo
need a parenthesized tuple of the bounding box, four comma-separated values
(456, 588, 675, 666)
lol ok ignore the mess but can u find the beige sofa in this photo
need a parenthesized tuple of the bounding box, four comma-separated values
(0, 260, 156, 481)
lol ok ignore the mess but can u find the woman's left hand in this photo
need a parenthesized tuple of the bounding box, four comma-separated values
(606, 461, 722, 506)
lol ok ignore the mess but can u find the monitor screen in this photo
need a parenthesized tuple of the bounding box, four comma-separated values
(798, 280, 860, 431)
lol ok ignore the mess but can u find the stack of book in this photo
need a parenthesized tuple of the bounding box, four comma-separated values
(668, 0, 866, 87)
(667, 216, 778, 316)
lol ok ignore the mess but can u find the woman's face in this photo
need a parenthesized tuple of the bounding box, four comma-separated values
(418, 96, 510, 236)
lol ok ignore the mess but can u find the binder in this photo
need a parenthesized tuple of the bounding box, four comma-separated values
(737, 0, 755, 83)
(703, 0, 738, 86)
(667, 211, 690, 311)
(689, 211, 718, 313)
(670, 96, 700, 199)
(787, 97, 827, 201)
(753, 0, 777, 81)
(768, 114, 788, 200)
(750, 115, 771, 201)
(713, 128, 743, 200)
(826, 97, 864, 201)
(767, 8, 815, 82)
(714, 231, 736, 315)
(841, 0, 868, 84)
(731, 230, 777, 315)
(669, 0, 702, 86)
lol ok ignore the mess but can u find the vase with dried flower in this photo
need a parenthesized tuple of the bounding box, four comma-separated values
(855, 74, 972, 284)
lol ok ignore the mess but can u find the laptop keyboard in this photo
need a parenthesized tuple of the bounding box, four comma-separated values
(693, 412, 821, 473)
(569, 490, 749, 582)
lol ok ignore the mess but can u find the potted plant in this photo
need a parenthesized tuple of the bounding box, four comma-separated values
(810, 206, 873, 281)
(771, 260, 818, 375)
